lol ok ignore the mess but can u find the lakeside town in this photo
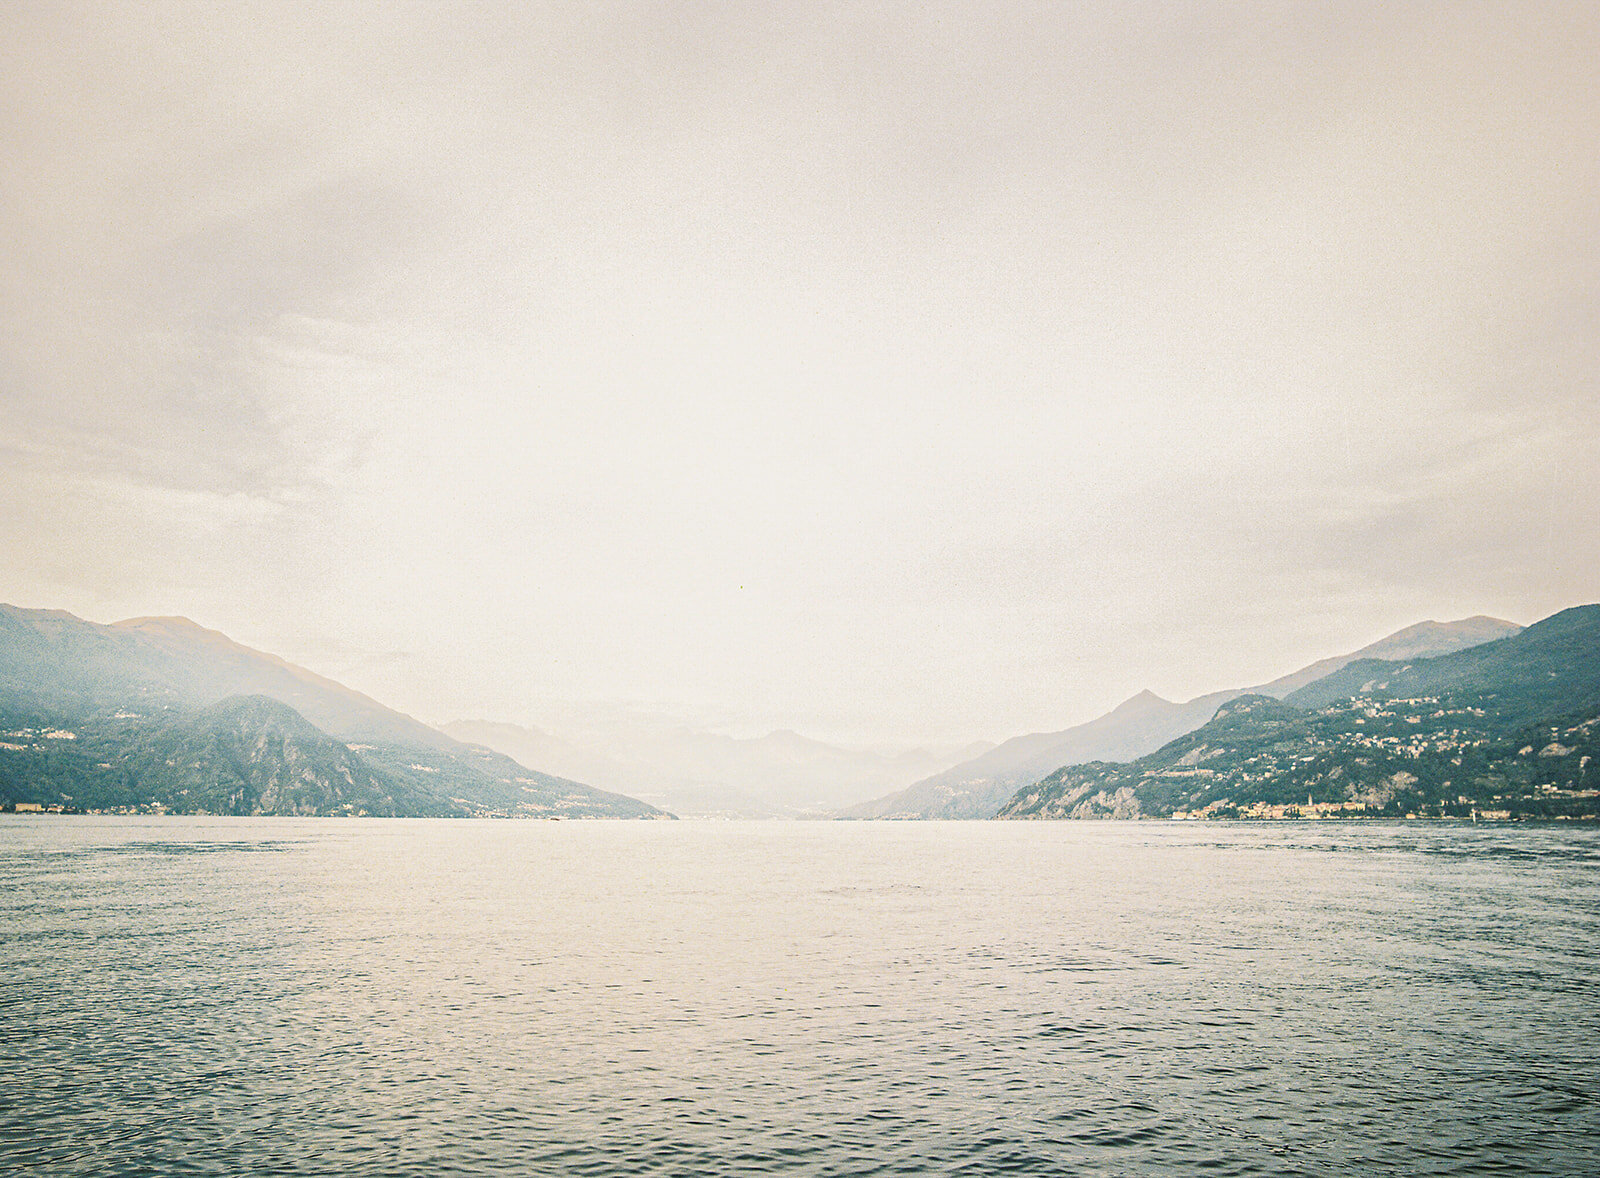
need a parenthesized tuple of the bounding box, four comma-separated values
(999, 686, 1600, 822)
(6, 690, 1599, 822)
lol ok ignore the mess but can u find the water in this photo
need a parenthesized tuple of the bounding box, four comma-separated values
(3, 818, 1597, 1176)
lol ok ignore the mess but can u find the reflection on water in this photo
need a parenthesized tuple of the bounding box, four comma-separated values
(3, 818, 1597, 1175)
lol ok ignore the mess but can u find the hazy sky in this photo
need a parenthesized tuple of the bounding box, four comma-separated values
(3, 2, 1597, 747)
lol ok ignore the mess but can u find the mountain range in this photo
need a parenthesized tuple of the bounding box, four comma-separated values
(441, 717, 994, 817)
(842, 616, 1523, 819)
(0, 605, 668, 818)
(999, 605, 1600, 821)
(6, 600, 1587, 823)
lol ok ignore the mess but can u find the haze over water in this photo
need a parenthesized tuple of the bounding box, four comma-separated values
(4, 817, 1596, 1175)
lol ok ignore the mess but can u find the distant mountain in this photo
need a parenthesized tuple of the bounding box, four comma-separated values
(441, 717, 993, 817)
(0, 605, 668, 818)
(998, 605, 1599, 822)
(844, 615, 1523, 819)
(839, 688, 1230, 820)
(438, 719, 639, 798)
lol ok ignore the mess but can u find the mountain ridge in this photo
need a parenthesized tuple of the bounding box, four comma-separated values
(0, 605, 669, 818)
(842, 615, 1523, 819)
(998, 605, 1599, 821)
(440, 717, 990, 817)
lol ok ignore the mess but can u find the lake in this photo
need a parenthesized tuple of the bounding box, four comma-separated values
(3, 817, 1596, 1175)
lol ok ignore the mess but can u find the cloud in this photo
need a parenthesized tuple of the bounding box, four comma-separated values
(3, 2, 1597, 744)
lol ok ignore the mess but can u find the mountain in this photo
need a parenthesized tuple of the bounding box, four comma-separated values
(1284, 606, 1600, 726)
(0, 605, 668, 818)
(839, 688, 1231, 819)
(0, 607, 450, 748)
(0, 695, 459, 817)
(1252, 616, 1526, 697)
(844, 615, 1523, 819)
(438, 719, 639, 799)
(441, 717, 993, 817)
(998, 605, 1600, 822)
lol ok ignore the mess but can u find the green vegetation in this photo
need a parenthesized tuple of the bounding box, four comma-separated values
(0, 694, 668, 817)
(1000, 606, 1600, 822)
(0, 605, 669, 818)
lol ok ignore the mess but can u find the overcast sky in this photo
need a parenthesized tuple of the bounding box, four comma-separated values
(3, 2, 1596, 747)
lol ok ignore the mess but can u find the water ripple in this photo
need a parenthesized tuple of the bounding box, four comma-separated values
(2, 817, 1597, 1175)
